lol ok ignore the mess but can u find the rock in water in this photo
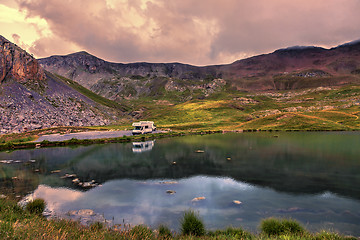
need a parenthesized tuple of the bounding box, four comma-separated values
(191, 196, 206, 202)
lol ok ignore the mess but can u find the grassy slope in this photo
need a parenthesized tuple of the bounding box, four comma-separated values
(127, 84, 360, 131)
(1, 76, 359, 144)
(39, 72, 360, 132)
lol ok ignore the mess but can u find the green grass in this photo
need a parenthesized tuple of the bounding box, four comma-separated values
(180, 210, 205, 237)
(134, 84, 360, 132)
(0, 199, 356, 239)
(260, 218, 305, 236)
(25, 198, 46, 215)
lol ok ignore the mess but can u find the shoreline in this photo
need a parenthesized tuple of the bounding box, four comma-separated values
(0, 130, 223, 151)
(1, 128, 359, 152)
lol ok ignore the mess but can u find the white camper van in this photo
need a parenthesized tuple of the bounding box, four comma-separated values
(132, 121, 156, 135)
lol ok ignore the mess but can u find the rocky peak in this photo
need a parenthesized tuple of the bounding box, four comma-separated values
(0, 35, 45, 83)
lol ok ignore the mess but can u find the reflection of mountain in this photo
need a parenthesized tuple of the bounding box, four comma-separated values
(132, 141, 155, 153)
(1, 133, 360, 199)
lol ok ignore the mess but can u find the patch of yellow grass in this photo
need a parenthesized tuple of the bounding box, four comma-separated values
(176, 100, 228, 111)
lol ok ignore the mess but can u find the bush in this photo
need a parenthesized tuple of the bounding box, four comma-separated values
(157, 225, 172, 239)
(129, 225, 154, 240)
(180, 210, 205, 236)
(25, 198, 46, 215)
(260, 218, 305, 236)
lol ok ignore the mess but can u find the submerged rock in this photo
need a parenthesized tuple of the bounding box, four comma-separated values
(72, 178, 80, 184)
(60, 173, 77, 179)
(66, 209, 112, 226)
(191, 196, 206, 202)
(160, 181, 178, 185)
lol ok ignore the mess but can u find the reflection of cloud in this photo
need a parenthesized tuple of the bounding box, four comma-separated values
(29, 177, 255, 228)
(32, 185, 83, 212)
(27, 176, 360, 232)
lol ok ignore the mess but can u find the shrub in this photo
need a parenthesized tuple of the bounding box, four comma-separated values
(260, 218, 305, 236)
(180, 210, 205, 236)
(25, 198, 46, 215)
(158, 224, 172, 239)
(129, 225, 154, 240)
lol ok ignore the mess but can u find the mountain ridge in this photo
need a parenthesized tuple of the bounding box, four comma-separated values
(38, 40, 360, 101)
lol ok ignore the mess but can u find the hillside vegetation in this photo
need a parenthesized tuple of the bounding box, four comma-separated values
(120, 84, 360, 131)
(36, 40, 360, 132)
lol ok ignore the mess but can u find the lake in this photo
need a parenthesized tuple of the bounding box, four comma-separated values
(1, 132, 360, 236)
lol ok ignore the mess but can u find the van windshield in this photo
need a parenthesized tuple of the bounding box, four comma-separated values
(134, 126, 142, 130)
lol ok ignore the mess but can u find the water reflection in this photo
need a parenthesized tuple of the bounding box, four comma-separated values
(132, 140, 155, 153)
(29, 176, 360, 236)
(1, 132, 360, 235)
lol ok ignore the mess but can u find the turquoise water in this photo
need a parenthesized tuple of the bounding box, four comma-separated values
(1, 132, 360, 235)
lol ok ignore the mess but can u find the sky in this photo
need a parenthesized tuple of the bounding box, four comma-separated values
(1, 0, 360, 66)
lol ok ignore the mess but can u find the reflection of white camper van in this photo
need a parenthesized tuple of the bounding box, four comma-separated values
(132, 140, 155, 153)
(132, 121, 156, 135)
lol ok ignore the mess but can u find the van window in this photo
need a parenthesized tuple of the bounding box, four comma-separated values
(145, 125, 148, 129)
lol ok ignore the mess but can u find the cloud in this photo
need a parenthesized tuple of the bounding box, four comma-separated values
(14, 0, 360, 65)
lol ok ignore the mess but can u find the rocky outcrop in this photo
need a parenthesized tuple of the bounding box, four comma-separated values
(0, 35, 45, 84)
(0, 35, 120, 134)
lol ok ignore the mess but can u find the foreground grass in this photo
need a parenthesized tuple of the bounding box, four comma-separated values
(0, 199, 357, 239)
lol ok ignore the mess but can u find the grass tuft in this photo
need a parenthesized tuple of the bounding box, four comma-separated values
(260, 218, 305, 236)
(129, 225, 155, 240)
(208, 226, 253, 239)
(25, 198, 46, 215)
(158, 224, 173, 239)
(180, 210, 205, 237)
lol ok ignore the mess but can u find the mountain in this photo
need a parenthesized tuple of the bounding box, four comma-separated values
(222, 42, 360, 90)
(39, 41, 360, 101)
(0, 36, 122, 134)
(39, 51, 223, 102)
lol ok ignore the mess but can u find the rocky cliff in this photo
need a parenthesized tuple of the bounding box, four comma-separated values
(0, 36, 45, 84)
(0, 36, 121, 134)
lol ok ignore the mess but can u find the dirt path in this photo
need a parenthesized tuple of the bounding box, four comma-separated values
(34, 130, 163, 142)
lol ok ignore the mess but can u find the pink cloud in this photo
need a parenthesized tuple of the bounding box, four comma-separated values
(16, 0, 360, 65)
